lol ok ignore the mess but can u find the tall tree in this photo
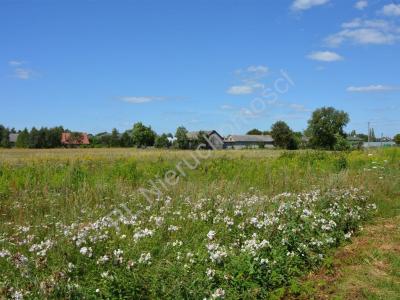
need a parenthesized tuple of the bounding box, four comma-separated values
(271, 121, 296, 149)
(394, 134, 400, 145)
(307, 107, 349, 149)
(175, 126, 189, 149)
(370, 128, 376, 142)
(29, 127, 40, 148)
(16, 128, 30, 148)
(0, 126, 10, 148)
(110, 128, 121, 147)
(246, 129, 262, 135)
(131, 122, 156, 147)
(154, 134, 171, 148)
(120, 131, 133, 147)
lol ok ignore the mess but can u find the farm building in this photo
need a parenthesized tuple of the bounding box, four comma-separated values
(187, 130, 224, 149)
(61, 132, 90, 146)
(8, 133, 19, 146)
(224, 135, 274, 149)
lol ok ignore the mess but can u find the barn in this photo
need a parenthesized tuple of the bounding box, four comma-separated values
(186, 130, 224, 149)
(224, 135, 274, 149)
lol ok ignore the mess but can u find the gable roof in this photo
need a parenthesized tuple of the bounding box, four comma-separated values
(225, 135, 273, 143)
(61, 132, 90, 145)
(186, 130, 223, 140)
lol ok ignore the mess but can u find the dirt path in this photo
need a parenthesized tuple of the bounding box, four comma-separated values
(290, 216, 400, 299)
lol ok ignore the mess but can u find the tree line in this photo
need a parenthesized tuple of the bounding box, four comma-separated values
(1, 107, 399, 150)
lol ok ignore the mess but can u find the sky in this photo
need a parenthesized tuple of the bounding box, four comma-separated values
(1, 0, 399, 137)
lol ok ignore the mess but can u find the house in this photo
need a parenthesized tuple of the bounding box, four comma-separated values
(224, 135, 274, 149)
(61, 132, 90, 146)
(347, 135, 364, 148)
(186, 130, 224, 149)
(8, 133, 19, 147)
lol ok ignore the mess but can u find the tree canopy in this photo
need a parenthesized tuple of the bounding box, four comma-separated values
(131, 122, 156, 148)
(175, 126, 189, 149)
(307, 107, 349, 150)
(246, 129, 262, 135)
(271, 121, 297, 149)
(154, 134, 171, 148)
(394, 134, 400, 145)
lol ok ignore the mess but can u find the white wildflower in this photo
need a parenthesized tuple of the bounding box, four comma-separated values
(138, 252, 152, 265)
(206, 268, 215, 279)
(211, 288, 225, 299)
(207, 230, 216, 240)
(79, 246, 92, 257)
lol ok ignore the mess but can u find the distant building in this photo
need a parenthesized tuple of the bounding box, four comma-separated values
(224, 135, 274, 149)
(347, 135, 364, 148)
(187, 130, 224, 149)
(363, 141, 396, 148)
(61, 132, 90, 146)
(8, 133, 19, 147)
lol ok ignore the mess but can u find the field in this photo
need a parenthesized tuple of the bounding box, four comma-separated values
(0, 148, 399, 299)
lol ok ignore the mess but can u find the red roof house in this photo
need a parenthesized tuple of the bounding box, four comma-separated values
(61, 132, 90, 146)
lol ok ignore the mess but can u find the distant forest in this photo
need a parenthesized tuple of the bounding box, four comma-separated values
(0, 107, 398, 150)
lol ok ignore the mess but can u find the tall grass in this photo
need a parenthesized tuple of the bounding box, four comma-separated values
(0, 148, 399, 299)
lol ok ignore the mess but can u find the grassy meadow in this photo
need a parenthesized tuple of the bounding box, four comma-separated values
(0, 148, 399, 299)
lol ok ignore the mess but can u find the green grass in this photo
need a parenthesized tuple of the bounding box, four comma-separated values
(0, 148, 399, 299)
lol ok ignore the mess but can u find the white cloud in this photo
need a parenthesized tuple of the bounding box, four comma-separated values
(307, 51, 343, 62)
(355, 1, 368, 10)
(228, 66, 267, 95)
(227, 85, 254, 95)
(381, 4, 400, 17)
(347, 85, 398, 92)
(8, 60, 24, 66)
(220, 104, 234, 110)
(120, 96, 165, 104)
(238, 108, 264, 118)
(289, 103, 312, 112)
(291, 0, 330, 11)
(13, 68, 33, 80)
(8, 60, 37, 80)
(325, 18, 399, 46)
(246, 65, 268, 74)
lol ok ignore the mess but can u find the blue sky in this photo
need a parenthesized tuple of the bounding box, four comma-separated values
(1, 0, 399, 136)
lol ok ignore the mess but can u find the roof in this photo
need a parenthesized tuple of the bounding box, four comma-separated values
(61, 132, 90, 145)
(186, 130, 223, 140)
(347, 136, 363, 142)
(9, 133, 19, 143)
(225, 135, 273, 143)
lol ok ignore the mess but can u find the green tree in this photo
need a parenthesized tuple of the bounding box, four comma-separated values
(0, 125, 11, 148)
(369, 128, 376, 142)
(29, 127, 40, 148)
(307, 107, 350, 150)
(47, 126, 64, 148)
(246, 129, 262, 135)
(131, 122, 156, 148)
(110, 128, 121, 147)
(16, 129, 30, 148)
(394, 134, 400, 145)
(120, 131, 133, 147)
(333, 133, 350, 151)
(154, 134, 171, 148)
(271, 121, 296, 149)
(175, 126, 189, 149)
